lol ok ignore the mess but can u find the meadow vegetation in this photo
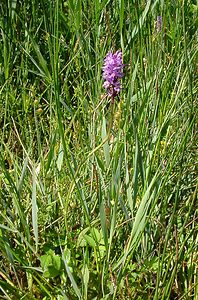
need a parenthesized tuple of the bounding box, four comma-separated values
(0, 0, 197, 299)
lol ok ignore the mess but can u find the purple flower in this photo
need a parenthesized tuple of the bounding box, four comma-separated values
(102, 50, 124, 97)
(156, 16, 162, 32)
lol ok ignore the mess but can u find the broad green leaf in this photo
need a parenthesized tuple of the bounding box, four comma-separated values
(83, 234, 96, 248)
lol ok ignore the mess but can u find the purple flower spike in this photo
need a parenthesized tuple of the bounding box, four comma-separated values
(156, 16, 162, 32)
(102, 50, 124, 97)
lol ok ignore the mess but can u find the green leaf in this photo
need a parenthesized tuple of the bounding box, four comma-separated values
(102, 116, 110, 167)
(82, 265, 89, 298)
(31, 168, 38, 251)
(99, 200, 108, 250)
(43, 266, 61, 278)
(40, 254, 52, 270)
(83, 234, 96, 248)
(90, 227, 101, 243)
(52, 255, 62, 271)
(56, 143, 64, 171)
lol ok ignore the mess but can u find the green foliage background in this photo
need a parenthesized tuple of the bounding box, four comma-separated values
(0, 0, 197, 299)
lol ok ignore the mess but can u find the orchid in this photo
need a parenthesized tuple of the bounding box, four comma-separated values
(102, 50, 124, 97)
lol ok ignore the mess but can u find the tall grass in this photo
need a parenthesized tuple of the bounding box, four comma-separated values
(0, 0, 197, 299)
